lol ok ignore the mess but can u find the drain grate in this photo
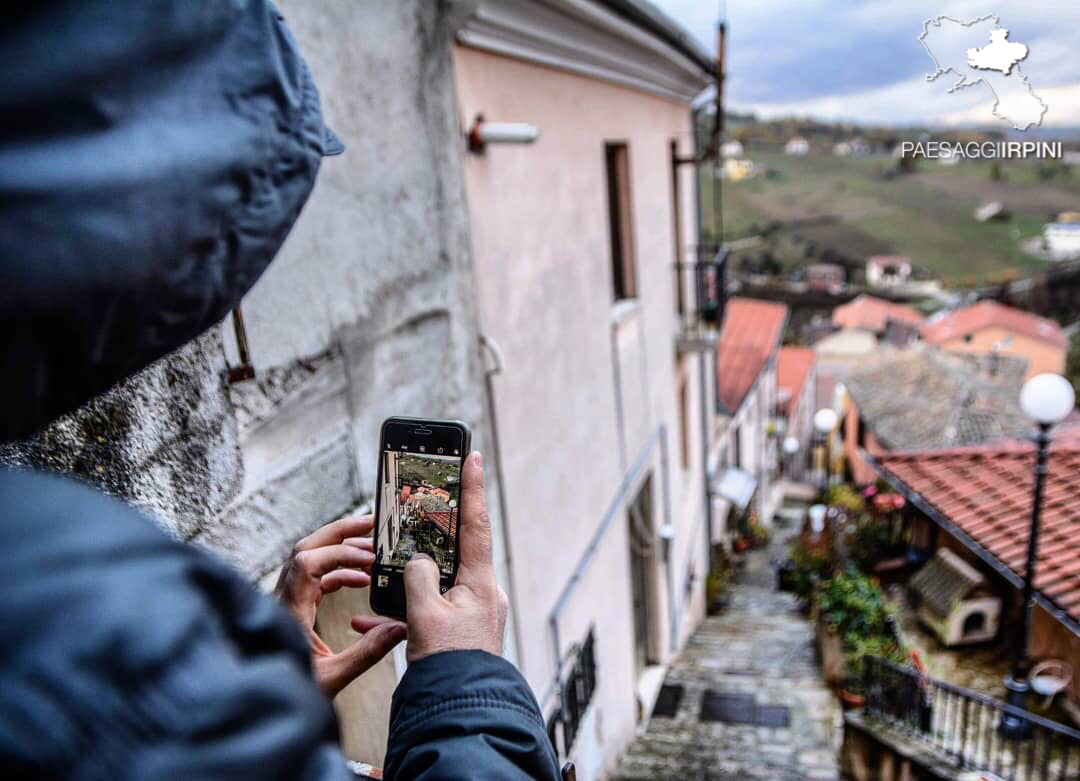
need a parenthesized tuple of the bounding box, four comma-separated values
(755, 704, 791, 727)
(699, 689, 791, 727)
(699, 691, 755, 724)
(651, 684, 684, 717)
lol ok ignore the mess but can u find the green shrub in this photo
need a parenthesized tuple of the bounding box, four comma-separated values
(788, 536, 836, 597)
(849, 513, 905, 571)
(817, 570, 907, 690)
(747, 514, 772, 548)
(706, 546, 734, 613)
(826, 483, 865, 515)
(844, 634, 907, 689)
(818, 570, 891, 636)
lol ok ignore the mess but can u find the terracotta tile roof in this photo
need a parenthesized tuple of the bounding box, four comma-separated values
(777, 346, 815, 416)
(877, 438, 1080, 622)
(421, 510, 456, 537)
(845, 348, 1029, 450)
(715, 297, 789, 413)
(832, 294, 923, 333)
(921, 299, 1067, 350)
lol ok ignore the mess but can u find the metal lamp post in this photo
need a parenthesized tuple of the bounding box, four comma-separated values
(813, 408, 839, 494)
(782, 435, 800, 479)
(1000, 373, 1075, 739)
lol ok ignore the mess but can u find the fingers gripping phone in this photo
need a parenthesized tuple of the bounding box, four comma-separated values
(370, 417, 470, 618)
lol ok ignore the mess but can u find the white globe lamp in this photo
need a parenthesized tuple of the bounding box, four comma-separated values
(813, 407, 839, 434)
(1019, 373, 1075, 426)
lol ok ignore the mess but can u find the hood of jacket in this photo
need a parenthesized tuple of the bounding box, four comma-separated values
(0, 0, 341, 440)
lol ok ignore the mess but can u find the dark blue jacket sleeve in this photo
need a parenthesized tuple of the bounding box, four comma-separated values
(384, 650, 560, 781)
(0, 468, 353, 781)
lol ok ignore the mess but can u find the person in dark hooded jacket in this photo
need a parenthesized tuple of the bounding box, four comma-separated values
(0, 1, 560, 779)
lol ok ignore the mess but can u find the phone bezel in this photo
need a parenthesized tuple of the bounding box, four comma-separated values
(369, 416, 470, 619)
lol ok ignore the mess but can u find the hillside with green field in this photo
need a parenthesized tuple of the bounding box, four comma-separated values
(704, 149, 1078, 286)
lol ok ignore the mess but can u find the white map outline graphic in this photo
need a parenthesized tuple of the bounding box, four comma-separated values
(919, 13, 1047, 130)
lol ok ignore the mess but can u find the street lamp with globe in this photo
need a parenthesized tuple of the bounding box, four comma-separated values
(1000, 373, 1075, 739)
(813, 408, 839, 492)
(782, 435, 800, 478)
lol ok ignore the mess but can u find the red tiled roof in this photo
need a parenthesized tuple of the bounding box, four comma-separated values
(422, 510, 456, 537)
(777, 346, 815, 416)
(832, 294, 923, 333)
(876, 437, 1080, 622)
(921, 299, 1067, 350)
(715, 297, 789, 413)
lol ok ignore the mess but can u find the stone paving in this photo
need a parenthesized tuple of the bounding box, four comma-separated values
(614, 532, 842, 781)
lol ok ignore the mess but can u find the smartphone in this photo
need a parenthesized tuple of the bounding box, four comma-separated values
(370, 417, 471, 618)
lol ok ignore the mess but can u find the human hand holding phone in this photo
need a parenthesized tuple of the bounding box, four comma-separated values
(275, 514, 407, 697)
(403, 451, 509, 662)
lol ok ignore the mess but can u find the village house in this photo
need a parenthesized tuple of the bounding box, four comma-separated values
(1043, 221, 1080, 260)
(711, 297, 788, 536)
(832, 293, 923, 338)
(776, 346, 816, 482)
(921, 299, 1067, 380)
(864, 256, 913, 288)
(453, 2, 716, 774)
(806, 262, 846, 292)
(810, 325, 879, 437)
(720, 139, 744, 158)
(869, 434, 1080, 707)
(785, 136, 810, 155)
(842, 348, 1030, 486)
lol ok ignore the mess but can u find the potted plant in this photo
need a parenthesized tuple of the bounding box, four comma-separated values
(746, 514, 772, 549)
(705, 546, 733, 615)
(788, 537, 835, 600)
(814, 570, 906, 694)
(825, 483, 865, 516)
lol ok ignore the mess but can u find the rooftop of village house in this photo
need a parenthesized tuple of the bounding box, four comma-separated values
(714, 297, 789, 414)
(776, 346, 815, 416)
(875, 430, 1080, 625)
(844, 347, 1031, 450)
(922, 298, 1068, 349)
(832, 294, 924, 334)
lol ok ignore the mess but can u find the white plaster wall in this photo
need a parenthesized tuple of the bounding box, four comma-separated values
(453, 44, 708, 778)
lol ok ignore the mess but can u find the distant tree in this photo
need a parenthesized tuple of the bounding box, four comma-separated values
(1067, 332, 1080, 400)
(896, 150, 918, 173)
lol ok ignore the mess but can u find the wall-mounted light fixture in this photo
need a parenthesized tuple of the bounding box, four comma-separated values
(467, 113, 539, 154)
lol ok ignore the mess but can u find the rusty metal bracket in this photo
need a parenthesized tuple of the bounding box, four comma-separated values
(226, 305, 256, 383)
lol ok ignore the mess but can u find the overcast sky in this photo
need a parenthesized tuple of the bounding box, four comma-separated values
(650, 1, 1080, 130)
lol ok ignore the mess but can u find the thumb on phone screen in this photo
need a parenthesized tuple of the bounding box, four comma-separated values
(403, 451, 507, 662)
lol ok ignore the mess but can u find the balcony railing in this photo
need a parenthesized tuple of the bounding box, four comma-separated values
(862, 654, 1080, 781)
(674, 247, 727, 352)
(546, 628, 597, 763)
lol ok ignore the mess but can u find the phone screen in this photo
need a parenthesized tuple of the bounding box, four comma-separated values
(371, 418, 468, 616)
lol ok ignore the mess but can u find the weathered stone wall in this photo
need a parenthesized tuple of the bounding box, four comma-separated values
(1, 329, 241, 540)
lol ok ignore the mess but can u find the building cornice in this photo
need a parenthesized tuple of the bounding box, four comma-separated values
(456, 0, 714, 104)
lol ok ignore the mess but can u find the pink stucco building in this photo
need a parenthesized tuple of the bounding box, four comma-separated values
(453, 2, 716, 776)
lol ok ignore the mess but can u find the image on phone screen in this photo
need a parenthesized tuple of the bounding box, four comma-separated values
(372, 418, 469, 616)
(376, 450, 460, 573)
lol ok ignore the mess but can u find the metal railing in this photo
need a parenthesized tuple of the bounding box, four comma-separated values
(546, 628, 597, 762)
(674, 246, 727, 331)
(863, 655, 1080, 781)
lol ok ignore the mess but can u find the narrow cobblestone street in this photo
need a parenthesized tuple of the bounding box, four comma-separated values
(614, 522, 842, 780)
